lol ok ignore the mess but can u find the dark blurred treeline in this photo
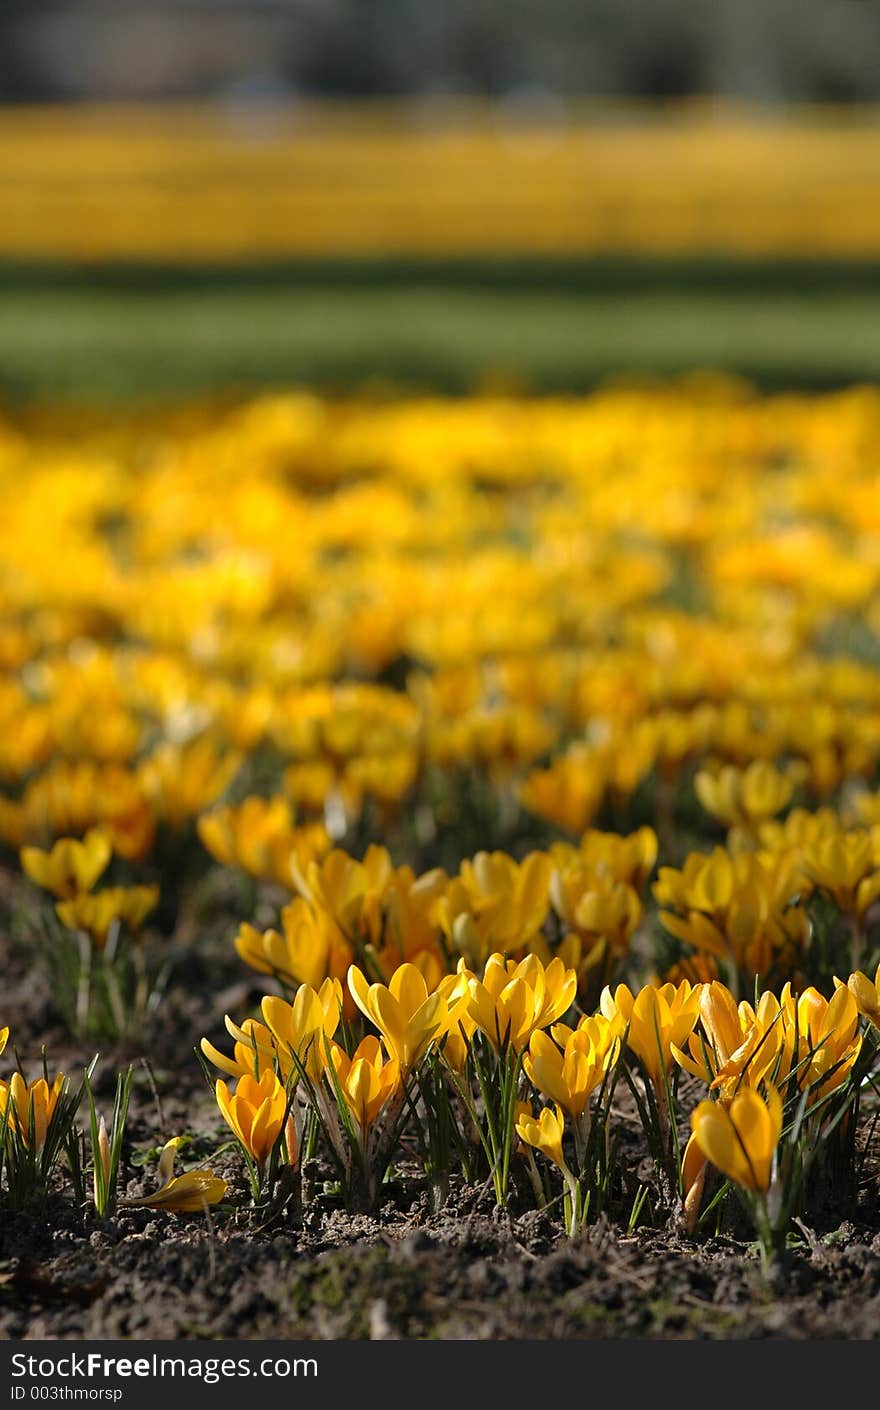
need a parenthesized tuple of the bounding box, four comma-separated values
(2, 0, 880, 103)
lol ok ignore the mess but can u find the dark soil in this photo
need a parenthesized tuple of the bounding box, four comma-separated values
(3, 878, 880, 1342)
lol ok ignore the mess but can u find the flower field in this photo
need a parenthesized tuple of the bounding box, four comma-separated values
(2, 379, 880, 1338)
(4, 102, 880, 261)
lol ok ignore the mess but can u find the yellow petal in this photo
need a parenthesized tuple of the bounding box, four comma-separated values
(126, 1170, 227, 1212)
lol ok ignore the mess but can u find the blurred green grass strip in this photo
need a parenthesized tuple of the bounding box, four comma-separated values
(0, 262, 879, 398)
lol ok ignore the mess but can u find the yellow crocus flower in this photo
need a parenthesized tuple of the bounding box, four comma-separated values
(801, 828, 880, 920)
(201, 1017, 278, 1082)
(291, 845, 394, 950)
(130, 1170, 228, 1213)
(786, 983, 861, 1101)
(576, 826, 658, 891)
(525, 1014, 621, 1120)
(329, 1036, 400, 1132)
(847, 962, 880, 1030)
(198, 794, 330, 888)
(260, 977, 343, 1082)
(550, 866, 642, 973)
(55, 884, 159, 948)
(672, 981, 782, 1091)
(215, 1069, 288, 1170)
(467, 953, 577, 1055)
(602, 979, 703, 1093)
(137, 737, 242, 830)
(433, 850, 552, 966)
(348, 962, 448, 1071)
(515, 1102, 570, 1176)
(695, 761, 794, 832)
(20, 829, 112, 900)
(121, 1136, 227, 1212)
(434, 969, 475, 1071)
(690, 1085, 782, 1193)
(0, 1072, 67, 1150)
(235, 898, 354, 1010)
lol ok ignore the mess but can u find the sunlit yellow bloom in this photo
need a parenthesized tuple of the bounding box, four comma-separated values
(801, 827, 880, 920)
(525, 1013, 621, 1120)
(292, 843, 390, 933)
(672, 981, 782, 1091)
(570, 826, 658, 891)
(5, 761, 154, 861)
(20, 829, 112, 900)
(117, 1134, 228, 1210)
(779, 983, 862, 1101)
(128, 1170, 228, 1212)
(847, 962, 880, 1030)
(198, 794, 330, 888)
(0, 1072, 66, 1150)
(467, 952, 577, 1054)
(329, 1035, 400, 1132)
(138, 737, 242, 830)
(434, 969, 475, 1071)
(0, 1027, 8, 1058)
(520, 748, 607, 837)
(373, 865, 448, 979)
(602, 979, 703, 1092)
(348, 962, 452, 1071)
(343, 749, 419, 808)
(690, 1085, 782, 1193)
(656, 847, 808, 980)
(434, 850, 552, 967)
(234, 897, 352, 997)
(215, 1070, 288, 1169)
(551, 869, 642, 974)
(55, 884, 159, 947)
(200, 1017, 277, 1081)
(515, 1102, 570, 1175)
(695, 761, 794, 832)
(260, 978, 343, 1082)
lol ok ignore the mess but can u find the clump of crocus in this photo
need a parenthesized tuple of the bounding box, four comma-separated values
(197, 794, 330, 890)
(345, 961, 472, 1208)
(55, 885, 159, 950)
(19, 834, 164, 1040)
(801, 826, 880, 972)
(467, 953, 577, 1056)
(55, 882, 161, 1039)
(448, 952, 578, 1208)
(20, 827, 162, 1043)
(0, 1060, 89, 1210)
(201, 977, 344, 1207)
(672, 980, 784, 1097)
(602, 979, 702, 1189)
(259, 977, 344, 1084)
(524, 1011, 622, 1172)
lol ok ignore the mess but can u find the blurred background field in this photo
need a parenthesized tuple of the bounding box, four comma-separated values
(1, 1, 880, 398)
